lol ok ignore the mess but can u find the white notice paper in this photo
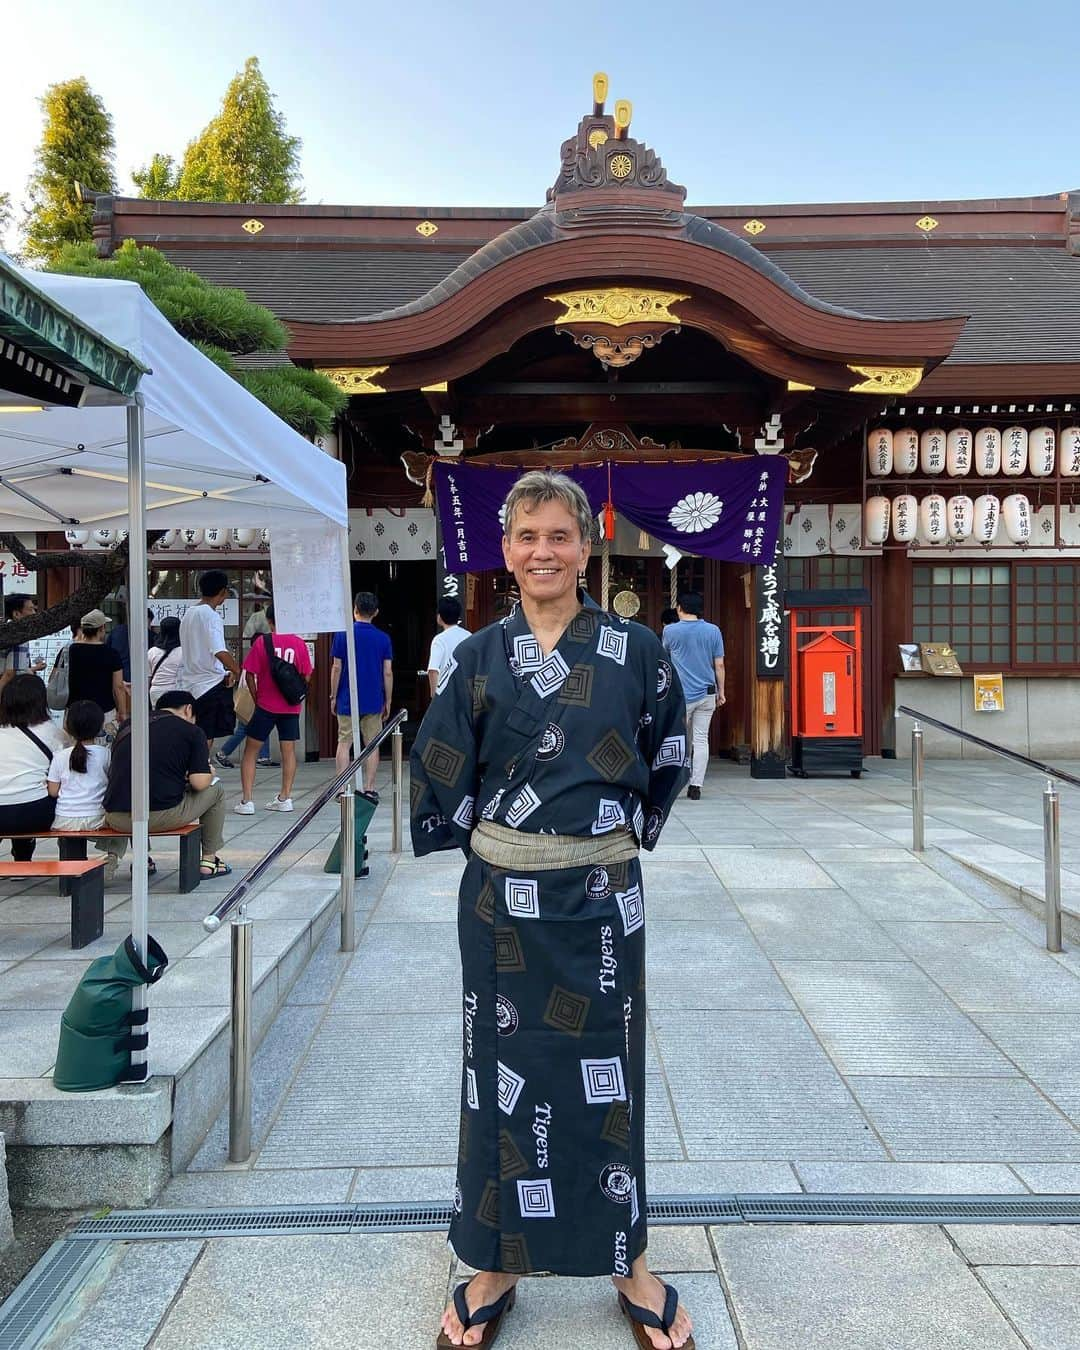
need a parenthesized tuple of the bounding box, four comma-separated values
(269, 522, 351, 635)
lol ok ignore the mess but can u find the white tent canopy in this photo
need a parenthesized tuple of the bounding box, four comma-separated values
(0, 265, 346, 531)
(0, 261, 354, 1082)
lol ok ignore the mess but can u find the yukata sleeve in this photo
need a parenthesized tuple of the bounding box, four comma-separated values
(409, 645, 479, 859)
(637, 641, 691, 851)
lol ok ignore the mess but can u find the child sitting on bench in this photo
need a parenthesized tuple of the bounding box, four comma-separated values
(48, 700, 109, 832)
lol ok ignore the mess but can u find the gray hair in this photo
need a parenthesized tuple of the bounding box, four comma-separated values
(502, 470, 593, 543)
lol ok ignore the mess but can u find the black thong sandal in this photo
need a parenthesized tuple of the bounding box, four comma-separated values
(619, 1282, 695, 1350)
(199, 856, 232, 878)
(436, 1279, 516, 1348)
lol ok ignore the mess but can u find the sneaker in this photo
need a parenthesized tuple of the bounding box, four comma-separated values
(256, 758, 280, 767)
(234, 800, 255, 815)
(267, 796, 294, 812)
(687, 785, 701, 800)
(215, 752, 236, 769)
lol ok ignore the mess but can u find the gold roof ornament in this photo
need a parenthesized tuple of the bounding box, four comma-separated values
(847, 365, 924, 395)
(421, 381, 449, 393)
(242, 219, 265, 234)
(316, 365, 389, 394)
(916, 215, 939, 233)
(593, 72, 609, 110)
(743, 219, 766, 236)
(545, 287, 689, 328)
(588, 129, 609, 149)
(786, 380, 816, 392)
(416, 220, 439, 237)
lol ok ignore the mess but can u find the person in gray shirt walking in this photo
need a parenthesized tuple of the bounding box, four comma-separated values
(663, 592, 725, 800)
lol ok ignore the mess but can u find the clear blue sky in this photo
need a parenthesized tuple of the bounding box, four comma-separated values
(5, 0, 1080, 239)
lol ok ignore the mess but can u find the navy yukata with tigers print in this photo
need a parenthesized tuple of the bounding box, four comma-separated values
(410, 595, 689, 1277)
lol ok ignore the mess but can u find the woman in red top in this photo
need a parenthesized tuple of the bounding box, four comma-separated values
(234, 604, 313, 815)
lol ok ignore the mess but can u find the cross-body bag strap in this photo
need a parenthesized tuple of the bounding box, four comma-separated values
(16, 725, 55, 762)
(149, 649, 175, 684)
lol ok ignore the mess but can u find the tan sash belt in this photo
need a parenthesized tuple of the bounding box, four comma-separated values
(471, 819, 639, 872)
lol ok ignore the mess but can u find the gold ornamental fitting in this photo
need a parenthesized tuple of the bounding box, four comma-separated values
(593, 72, 609, 108)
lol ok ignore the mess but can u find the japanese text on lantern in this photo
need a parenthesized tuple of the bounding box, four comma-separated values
(741, 470, 773, 558)
(446, 472, 469, 565)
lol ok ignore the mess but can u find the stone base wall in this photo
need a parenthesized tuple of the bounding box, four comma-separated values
(893, 676, 1080, 760)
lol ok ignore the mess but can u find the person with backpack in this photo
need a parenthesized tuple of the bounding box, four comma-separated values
(234, 604, 312, 815)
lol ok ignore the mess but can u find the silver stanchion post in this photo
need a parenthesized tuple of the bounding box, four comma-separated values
(228, 913, 253, 1163)
(340, 786, 356, 953)
(1044, 777, 1063, 954)
(911, 723, 925, 853)
(391, 723, 404, 854)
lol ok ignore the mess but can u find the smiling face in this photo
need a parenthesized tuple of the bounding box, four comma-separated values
(501, 497, 591, 606)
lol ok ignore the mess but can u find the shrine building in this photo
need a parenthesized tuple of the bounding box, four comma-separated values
(86, 75, 1080, 766)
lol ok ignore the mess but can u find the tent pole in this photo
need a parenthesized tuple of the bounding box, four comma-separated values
(126, 394, 150, 1078)
(339, 529, 362, 766)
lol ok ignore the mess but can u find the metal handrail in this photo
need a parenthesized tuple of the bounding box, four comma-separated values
(203, 708, 408, 932)
(896, 706, 1080, 792)
(199, 708, 407, 1163)
(896, 704, 1063, 953)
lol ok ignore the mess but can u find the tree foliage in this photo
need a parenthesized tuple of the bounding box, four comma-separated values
(0, 191, 12, 240)
(51, 241, 346, 435)
(23, 77, 116, 263)
(135, 58, 301, 204)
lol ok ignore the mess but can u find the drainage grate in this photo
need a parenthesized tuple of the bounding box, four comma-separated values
(0, 1240, 109, 1350)
(66, 1192, 1080, 1242)
(738, 1194, 1080, 1225)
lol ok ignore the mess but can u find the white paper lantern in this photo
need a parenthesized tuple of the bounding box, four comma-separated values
(156, 529, 178, 551)
(863, 496, 891, 546)
(65, 529, 90, 548)
(1059, 427, 1080, 477)
(892, 428, 919, 475)
(891, 493, 918, 543)
(975, 427, 1001, 476)
(260, 528, 271, 548)
(1002, 426, 1028, 476)
(231, 528, 257, 548)
(204, 527, 226, 549)
(1003, 493, 1032, 543)
(1028, 426, 1056, 477)
(867, 427, 893, 476)
(973, 494, 1000, 544)
(945, 428, 972, 477)
(92, 528, 114, 548)
(181, 528, 204, 549)
(920, 428, 946, 476)
(947, 495, 974, 541)
(918, 493, 948, 543)
(115, 529, 129, 544)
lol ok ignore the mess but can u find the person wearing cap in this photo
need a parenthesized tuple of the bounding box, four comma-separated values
(67, 609, 128, 737)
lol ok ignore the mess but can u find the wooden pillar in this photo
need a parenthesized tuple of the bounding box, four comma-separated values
(750, 552, 787, 778)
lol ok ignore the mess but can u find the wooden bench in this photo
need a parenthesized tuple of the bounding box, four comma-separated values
(7, 823, 202, 894)
(0, 859, 107, 948)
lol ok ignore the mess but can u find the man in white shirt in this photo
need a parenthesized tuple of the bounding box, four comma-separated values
(178, 569, 241, 751)
(426, 597, 471, 697)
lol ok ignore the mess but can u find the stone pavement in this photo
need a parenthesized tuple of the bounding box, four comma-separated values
(9, 755, 1080, 1345)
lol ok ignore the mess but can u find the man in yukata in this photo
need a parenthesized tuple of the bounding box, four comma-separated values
(411, 470, 695, 1349)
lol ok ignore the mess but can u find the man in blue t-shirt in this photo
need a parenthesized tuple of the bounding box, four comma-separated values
(329, 591, 393, 797)
(663, 591, 725, 800)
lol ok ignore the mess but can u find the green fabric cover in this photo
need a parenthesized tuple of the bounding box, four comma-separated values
(323, 792, 378, 875)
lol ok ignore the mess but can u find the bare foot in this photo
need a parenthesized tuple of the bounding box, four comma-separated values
(440, 1272, 519, 1347)
(612, 1264, 694, 1349)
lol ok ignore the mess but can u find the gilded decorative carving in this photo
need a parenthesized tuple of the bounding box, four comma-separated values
(609, 153, 634, 179)
(847, 365, 924, 395)
(786, 380, 815, 392)
(421, 381, 449, 392)
(416, 220, 439, 237)
(545, 287, 689, 328)
(916, 215, 939, 232)
(316, 365, 389, 394)
(242, 219, 265, 234)
(743, 219, 766, 236)
(561, 328, 675, 369)
(588, 129, 609, 149)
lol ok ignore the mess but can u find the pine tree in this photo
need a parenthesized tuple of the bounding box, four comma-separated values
(136, 57, 301, 204)
(23, 77, 116, 262)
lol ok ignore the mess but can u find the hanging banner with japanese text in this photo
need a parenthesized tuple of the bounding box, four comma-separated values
(433, 457, 786, 573)
(754, 559, 786, 679)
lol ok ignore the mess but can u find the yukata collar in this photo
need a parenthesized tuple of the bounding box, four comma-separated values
(502, 588, 602, 671)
